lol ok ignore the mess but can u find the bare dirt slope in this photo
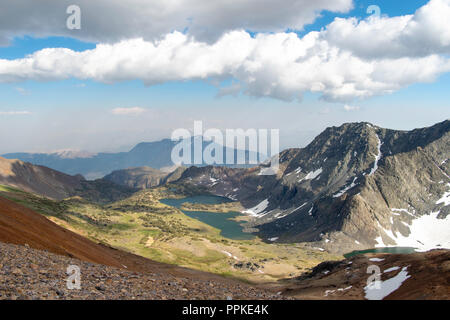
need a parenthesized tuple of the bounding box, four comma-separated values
(0, 195, 278, 287)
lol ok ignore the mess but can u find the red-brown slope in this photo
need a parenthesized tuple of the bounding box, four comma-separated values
(0, 195, 242, 281)
(278, 250, 450, 300)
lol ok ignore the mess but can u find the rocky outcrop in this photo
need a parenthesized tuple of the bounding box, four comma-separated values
(104, 167, 168, 189)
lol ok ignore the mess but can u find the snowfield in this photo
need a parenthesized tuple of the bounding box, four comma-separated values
(242, 199, 269, 216)
(364, 267, 411, 300)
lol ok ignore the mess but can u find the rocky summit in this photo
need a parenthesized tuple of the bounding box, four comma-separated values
(174, 120, 450, 254)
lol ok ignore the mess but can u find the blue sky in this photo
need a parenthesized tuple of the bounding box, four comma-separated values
(0, 0, 449, 154)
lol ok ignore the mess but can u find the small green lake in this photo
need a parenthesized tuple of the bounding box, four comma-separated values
(344, 247, 418, 259)
(160, 195, 255, 241)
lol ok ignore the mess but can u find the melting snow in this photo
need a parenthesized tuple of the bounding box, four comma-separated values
(298, 168, 323, 183)
(243, 199, 269, 216)
(364, 267, 411, 300)
(377, 186, 450, 251)
(369, 258, 385, 262)
(436, 184, 450, 206)
(304, 168, 323, 180)
(333, 177, 358, 198)
(268, 237, 279, 242)
(384, 266, 400, 273)
(391, 208, 415, 216)
(324, 286, 352, 297)
(369, 134, 382, 176)
(376, 211, 450, 251)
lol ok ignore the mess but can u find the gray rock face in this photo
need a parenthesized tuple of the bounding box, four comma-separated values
(174, 120, 450, 254)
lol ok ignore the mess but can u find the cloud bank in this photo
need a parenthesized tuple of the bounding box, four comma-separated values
(0, 0, 449, 102)
(0, 0, 352, 44)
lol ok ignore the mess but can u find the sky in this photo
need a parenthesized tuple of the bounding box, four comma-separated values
(0, 0, 449, 154)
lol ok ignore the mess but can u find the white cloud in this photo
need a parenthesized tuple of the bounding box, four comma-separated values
(324, 0, 450, 59)
(0, 0, 449, 102)
(0, 110, 31, 115)
(344, 104, 360, 112)
(111, 107, 146, 116)
(0, 0, 352, 43)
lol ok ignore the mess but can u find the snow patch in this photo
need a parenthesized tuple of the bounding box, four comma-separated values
(333, 177, 358, 198)
(384, 266, 400, 273)
(436, 184, 450, 206)
(369, 134, 383, 176)
(243, 199, 269, 216)
(376, 210, 450, 252)
(369, 258, 385, 262)
(364, 267, 411, 300)
(391, 208, 416, 217)
(299, 168, 322, 182)
(268, 237, 279, 242)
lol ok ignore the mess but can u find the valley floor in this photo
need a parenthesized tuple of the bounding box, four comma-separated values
(0, 185, 340, 283)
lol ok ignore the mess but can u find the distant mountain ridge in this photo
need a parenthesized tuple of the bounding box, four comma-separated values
(0, 156, 135, 203)
(3, 138, 261, 180)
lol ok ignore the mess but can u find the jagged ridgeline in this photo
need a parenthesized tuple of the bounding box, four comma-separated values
(173, 120, 450, 254)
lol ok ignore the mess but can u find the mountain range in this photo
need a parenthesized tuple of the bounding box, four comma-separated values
(1, 120, 449, 255)
(0, 120, 449, 300)
(169, 120, 450, 254)
(2, 138, 261, 180)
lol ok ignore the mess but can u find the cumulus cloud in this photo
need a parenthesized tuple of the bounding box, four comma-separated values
(0, 0, 352, 43)
(0, 0, 449, 102)
(323, 0, 450, 59)
(111, 107, 146, 116)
